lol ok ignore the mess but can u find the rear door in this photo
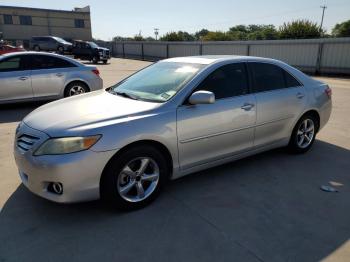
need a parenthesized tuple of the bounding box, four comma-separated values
(177, 62, 256, 170)
(248, 62, 306, 147)
(30, 55, 77, 98)
(0, 55, 33, 102)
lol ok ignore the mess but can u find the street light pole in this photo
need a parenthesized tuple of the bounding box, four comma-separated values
(154, 28, 159, 40)
(320, 5, 327, 33)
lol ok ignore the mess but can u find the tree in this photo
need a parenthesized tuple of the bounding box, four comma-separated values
(332, 20, 350, 37)
(202, 31, 231, 41)
(279, 20, 322, 39)
(160, 31, 195, 41)
(195, 29, 209, 40)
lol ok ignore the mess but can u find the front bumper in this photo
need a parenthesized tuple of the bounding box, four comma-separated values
(14, 123, 117, 203)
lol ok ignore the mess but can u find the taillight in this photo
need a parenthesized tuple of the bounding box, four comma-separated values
(325, 86, 332, 98)
(92, 69, 100, 76)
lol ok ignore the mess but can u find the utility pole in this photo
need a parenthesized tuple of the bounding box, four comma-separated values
(319, 5, 327, 33)
(154, 28, 159, 40)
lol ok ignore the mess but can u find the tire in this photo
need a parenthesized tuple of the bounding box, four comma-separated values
(103, 60, 108, 64)
(64, 81, 89, 97)
(57, 46, 64, 54)
(92, 56, 99, 64)
(288, 114, 319, 154)
(33, 45, 40, 51)
(100, 145, 169, 210)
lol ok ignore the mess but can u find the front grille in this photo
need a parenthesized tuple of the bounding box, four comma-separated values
(17, 134, 40, 152)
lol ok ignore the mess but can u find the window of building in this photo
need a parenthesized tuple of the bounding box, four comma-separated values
(194, 63, 249, 100)
(75, 19, 85, 28)
(19, 15, 32, 25)
(3, 14, 13, 24)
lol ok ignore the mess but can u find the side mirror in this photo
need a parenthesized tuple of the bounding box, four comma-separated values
(189, 91, 215, 105)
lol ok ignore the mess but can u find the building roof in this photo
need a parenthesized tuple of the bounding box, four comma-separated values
(0, 5, 90, 14)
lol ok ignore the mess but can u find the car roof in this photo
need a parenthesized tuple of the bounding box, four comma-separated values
(162, 55, 282, 65)
(0, 51, 83, 66)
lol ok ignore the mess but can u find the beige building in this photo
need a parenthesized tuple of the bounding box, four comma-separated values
(0, 5, 92, 47)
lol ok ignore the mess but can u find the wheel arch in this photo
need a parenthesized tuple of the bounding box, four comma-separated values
(100, 139, 174, 184)
(299, 109, 320, 132)
(63, 79, 91, 97)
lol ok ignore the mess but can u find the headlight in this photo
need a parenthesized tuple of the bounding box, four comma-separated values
(34, 135, 101, 156)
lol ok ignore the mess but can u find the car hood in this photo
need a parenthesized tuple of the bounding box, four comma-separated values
(23, 90, 161, 136)
(98, 47, 109, 51)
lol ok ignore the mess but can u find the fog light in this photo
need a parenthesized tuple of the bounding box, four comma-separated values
(48, 182, 63, 195)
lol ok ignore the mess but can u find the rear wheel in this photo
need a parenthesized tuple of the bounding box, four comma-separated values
(100, 145, 169, 210)
(103, 60, 108, 64)
(64, 82, 89, 97)
(288, 114, 318, 153)
(57, 46, 64, 54)
(92, 56, 99, 64)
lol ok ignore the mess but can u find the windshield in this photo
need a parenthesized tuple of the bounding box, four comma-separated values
(109, 62, 204, 103)
(88, 42, 99, 48)
(53, 37, 70, 44)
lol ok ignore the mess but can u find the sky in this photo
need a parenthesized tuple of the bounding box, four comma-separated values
(1, 0, 350, 40)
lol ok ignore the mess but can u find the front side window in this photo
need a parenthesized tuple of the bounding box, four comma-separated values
(195, 63, 249, 99)
(0, 56, 26, 72)
(3, 14, 13, 24)
(30, 55, 76, 70)
(19, 15, 32, 25)
(109, 62, 204, 103)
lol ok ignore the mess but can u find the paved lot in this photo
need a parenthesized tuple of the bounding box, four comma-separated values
(0, 58, 349, 262)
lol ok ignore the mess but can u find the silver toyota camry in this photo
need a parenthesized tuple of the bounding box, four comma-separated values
(14, 56, 332, 209)
(0, 52, 103, 104)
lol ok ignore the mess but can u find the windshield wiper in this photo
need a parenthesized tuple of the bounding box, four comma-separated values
(115, 91, 139, 100)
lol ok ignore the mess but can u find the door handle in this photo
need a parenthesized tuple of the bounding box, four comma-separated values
(18, 76, 28, 81)
(241, 103, 255, 111)
(296, 92, 305, 99)
(56, 73, 64, 77)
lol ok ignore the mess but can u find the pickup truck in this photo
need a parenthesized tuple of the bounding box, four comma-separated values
(72, 40, 110, 64)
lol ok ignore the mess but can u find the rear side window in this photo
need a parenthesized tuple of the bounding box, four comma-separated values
(30, 55, 76, 70)
(284, 71, 302, 88)
(249, 62, 286, 92)
(0, 56, 27, 72)
(195, 63, 249, 99)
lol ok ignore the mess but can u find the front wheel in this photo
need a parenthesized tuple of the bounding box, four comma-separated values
(100, 145, 169, 210)
(288, 114, 318, 153)
(92, 56, 99, 64)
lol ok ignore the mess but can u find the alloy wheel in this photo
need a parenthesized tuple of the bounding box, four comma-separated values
(297, 119, 315, 149)
(117, 157, 160, 202)
(68, 85, 86, 96)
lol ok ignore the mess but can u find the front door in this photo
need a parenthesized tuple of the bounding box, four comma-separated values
(0, 55, 32, 102)
(177, 62, 256, 170)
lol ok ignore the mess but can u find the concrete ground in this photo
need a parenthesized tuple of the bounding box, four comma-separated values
(0, 58, 349, 262)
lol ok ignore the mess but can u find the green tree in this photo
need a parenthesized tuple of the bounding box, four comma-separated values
(332, 20, 350, 37)
(202, 31, 231, 41)
(195, 29, 210, 40)
(160, 31, 195, 41)
(279, 20, 322, 39)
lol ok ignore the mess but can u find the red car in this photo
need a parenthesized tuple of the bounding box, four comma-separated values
(0, 44, 25, 55)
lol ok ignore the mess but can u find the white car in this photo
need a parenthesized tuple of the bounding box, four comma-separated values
(0, 52, 103, 104)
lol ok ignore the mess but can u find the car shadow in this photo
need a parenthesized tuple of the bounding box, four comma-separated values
(0, 140, 349, 262)
(0, 102, 46, 123)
